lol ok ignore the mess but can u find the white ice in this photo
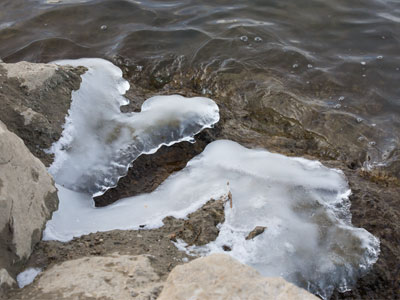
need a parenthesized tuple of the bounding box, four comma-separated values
(48, 58, 219, 196)
(45, 139, 379, 299)
(16, 268, 41, 288)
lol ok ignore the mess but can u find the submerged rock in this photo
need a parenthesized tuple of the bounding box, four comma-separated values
(0, 121, 58, 289)
(158, 253, 318, 300)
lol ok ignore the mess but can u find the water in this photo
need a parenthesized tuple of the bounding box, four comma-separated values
(1, 0, 399, 176)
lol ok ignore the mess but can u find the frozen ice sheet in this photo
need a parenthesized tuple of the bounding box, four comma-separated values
(48, 58, 219, 196)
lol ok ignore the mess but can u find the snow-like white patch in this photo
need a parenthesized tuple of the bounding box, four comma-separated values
(49, 58, 219, 196)
(16, 268, 41, 288)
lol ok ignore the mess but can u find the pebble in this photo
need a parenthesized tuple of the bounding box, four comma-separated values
(100, 25, 108, 31)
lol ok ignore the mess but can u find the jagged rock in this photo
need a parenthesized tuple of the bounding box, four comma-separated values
(158, 253, 318, 300)
(94, 128, 218, 207)
(0, 268, 17, 297)
(0, 61, 84, 166)
(164, 197, 225, 246)
(14, 254, 163, 300)
(0, 121, 58, 278)
(245, 226, 267, 240)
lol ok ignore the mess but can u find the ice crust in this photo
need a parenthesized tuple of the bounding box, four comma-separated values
(16, 268, 41, 288)
(44, 58, 379, 298)
(48, 58, 219, 195)
(45, 139, 380, 299)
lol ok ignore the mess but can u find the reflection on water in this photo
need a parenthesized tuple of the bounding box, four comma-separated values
(0, 0, 399, 174)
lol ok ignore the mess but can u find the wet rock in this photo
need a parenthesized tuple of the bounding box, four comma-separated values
(0, 121, 58, 280)
(164, 197, 225, 246)
(0, 61, 84, 166)
(13, 254, 163, 300)
(245, 226, 266, 240)
(222, 245, 232, 251)
(94, 128, 219, 207)
(158, 253, 318, 300)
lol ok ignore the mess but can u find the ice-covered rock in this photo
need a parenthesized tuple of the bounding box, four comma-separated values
(49, 58, 219, 196)
(0, 121, 58, 277)
(158, 253, 318, 300)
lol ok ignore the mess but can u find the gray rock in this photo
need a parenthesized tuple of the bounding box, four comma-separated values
(0, 121, 58, 277)
(158, 253, 318, 300)
(0, 268, 17, 296)
(0, 61, 84, 166)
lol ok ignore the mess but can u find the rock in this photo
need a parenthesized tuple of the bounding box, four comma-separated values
(0, 121, 58, 277)
(2, 62, 58, 92)
(15, 254, 163, 300)
(158, 253, 318, 300)
(163, 197, 225, 246)
(0, 268, 17, 296)
(0, 61, 84, 166)
(245, 226, 267, 240)
(94, 128, 218, 207)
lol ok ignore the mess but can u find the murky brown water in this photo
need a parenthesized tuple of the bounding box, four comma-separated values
(1, 0, 400, 178)
(1, 1, 400, 299)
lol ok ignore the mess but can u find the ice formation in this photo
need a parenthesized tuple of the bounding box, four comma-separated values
(45, 139, 379, 298)
(44, 58, 379, 298)
(16, 268, 41, 288)
(48, 58, 219, 196)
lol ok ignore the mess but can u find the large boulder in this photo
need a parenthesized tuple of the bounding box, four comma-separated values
(12, 254, 163, 300)
(0, 61, 84, 166)
(158, 253, 318, 300)
(0, 121, 58, 282)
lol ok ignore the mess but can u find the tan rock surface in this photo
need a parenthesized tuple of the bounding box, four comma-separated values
(0, 121, 58, 275)
(0, 61, 84, 166)
(1, 61, 58, 92)
(0, 268, 16, 293)
(158, 253, 318, 300)
(17, 254, 163, 300)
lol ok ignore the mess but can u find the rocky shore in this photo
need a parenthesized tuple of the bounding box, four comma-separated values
(0, 60, 399, 299)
